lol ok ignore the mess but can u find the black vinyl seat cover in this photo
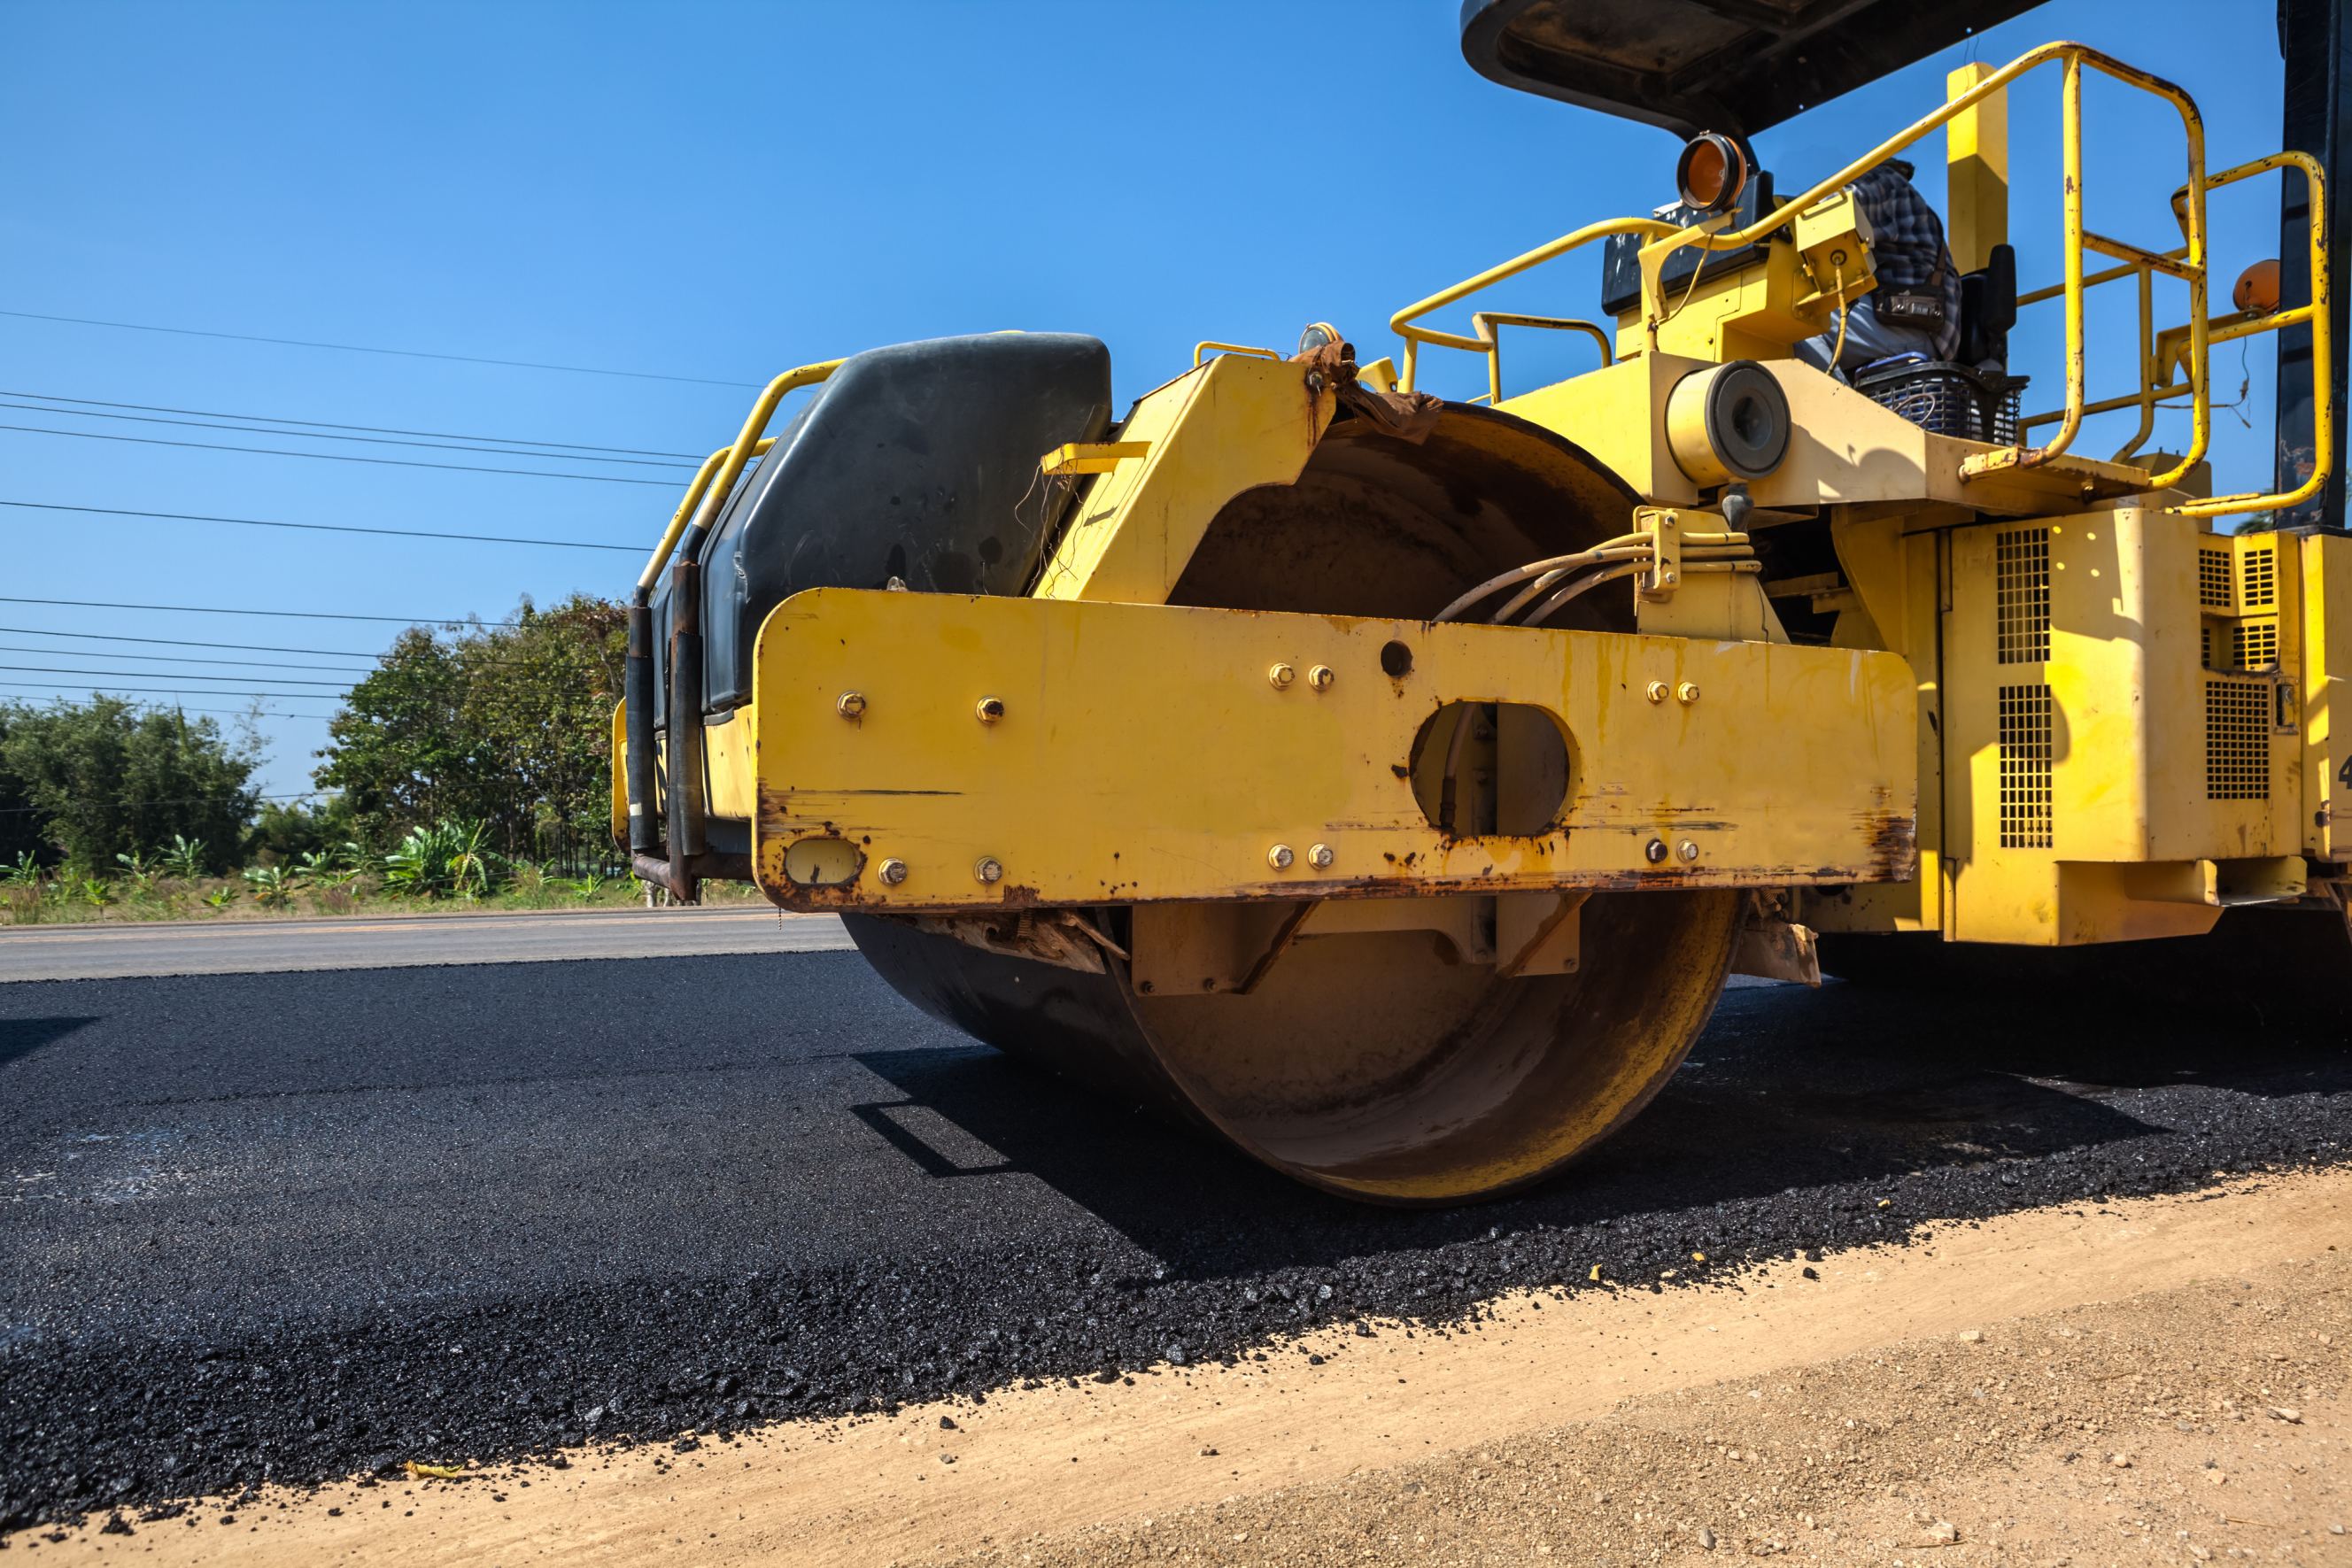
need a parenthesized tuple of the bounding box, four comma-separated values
(651, 332, 1111, 720)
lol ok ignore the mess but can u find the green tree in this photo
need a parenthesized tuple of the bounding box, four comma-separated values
(0, 698, 260, 871)
(245, 795, 358, 866)
(315, 595, 625, 853)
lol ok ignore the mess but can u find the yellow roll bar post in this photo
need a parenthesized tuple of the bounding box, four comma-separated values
(623, 359, 841, 881)
(1468, 312, 1614, 405)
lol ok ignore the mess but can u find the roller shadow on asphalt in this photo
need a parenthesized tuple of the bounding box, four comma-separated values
(844, 977, 2352, 1278)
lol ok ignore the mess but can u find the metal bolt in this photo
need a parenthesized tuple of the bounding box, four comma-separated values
(1304, 371, 1327, 393)
(1645, 680, 1670, 705)
(878, 858, 909, 886)
(1677, 839, 1700, 862)
(1268, 662, 1296, 690)
(973, 856, 1003, 884)
(1676, 681, 1700, 705)
(975, 695, 1006, 724)
(1267, 843, 1295, 870)
(1307, 664, 1335, 691)
(1308, 843, 1335, 869)
(837, 691, 867, 719)
(1644, 838, 1669, 864)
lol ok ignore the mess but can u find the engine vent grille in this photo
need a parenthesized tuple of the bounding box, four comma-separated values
(1998, 684, 2054, 849)
(1995, 527, 2052, 664)
(2206, 679, 2271, 800)
(2232, 619, 2279, 671)
(2241, 544, 2277, 610)
(2199, 545, 2233, 607)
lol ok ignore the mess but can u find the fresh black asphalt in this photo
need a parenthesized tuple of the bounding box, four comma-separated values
(2, 950, 2346, 1534)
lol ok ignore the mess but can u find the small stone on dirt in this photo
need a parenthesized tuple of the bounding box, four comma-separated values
(1922, 1520, 1960, 1544)
(1957, 1329, 1984, 1344)
(2268, 1405, 2302, 1423)
(1695, 1525, 1717, 1549)
(2108, 1453, 2132, 1468)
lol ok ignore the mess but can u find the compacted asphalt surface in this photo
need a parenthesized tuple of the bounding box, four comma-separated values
(2, 946, 2347, 1535)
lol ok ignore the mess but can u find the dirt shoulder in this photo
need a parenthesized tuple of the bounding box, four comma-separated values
(27, 1170, 2350, 1565)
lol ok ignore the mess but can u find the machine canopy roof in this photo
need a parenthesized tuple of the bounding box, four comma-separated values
(1458, 0, 2042, 137)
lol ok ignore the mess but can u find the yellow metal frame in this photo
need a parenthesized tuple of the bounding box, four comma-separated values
(747, 589, 1917, 913)
(1468, 311, 1613, 405)
(2015, 151, 2333, 519)
(1192, 341, 1281, 367)
(1384, 42, 2340, 517)
(634, 359, 842, 591)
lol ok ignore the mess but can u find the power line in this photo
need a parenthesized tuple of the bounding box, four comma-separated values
(0, 624, 376, 658)
(0, 597, 517, 626)
(0, 308, 763, 390)
(0, 421, 678, 486)
(0, 680, 342, 703)
(0, 498, 644, 553)
(3, 389, 706, 461)
(0, 399, 701, 471)
(0, 643, 369, 673)
(0, 664, 351, 687)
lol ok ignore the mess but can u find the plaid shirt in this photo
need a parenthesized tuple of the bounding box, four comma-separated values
(1851, 159, 1962, 360)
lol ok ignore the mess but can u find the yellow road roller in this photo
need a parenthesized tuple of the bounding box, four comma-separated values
(616, 4, 2346, 1203)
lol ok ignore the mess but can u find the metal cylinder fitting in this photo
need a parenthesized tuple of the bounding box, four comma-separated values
(1308, 843, 1335, 869)
(1644, 838, 1670, 864)
(974, 856, 1003, 884)
(1307, 665, 1335, 691)
(1676, 682, 1701, 705)
(1664, 360, 1791, 486)
(1645, 680, 1669, 704)
(1267, 844, 1295, 870)
(1677, 839, 1700, 862)
(837, 691, 867, 719)
(1268, 662, 1296, 690)
(975, 696, 1006, 723)
(878, 858, 909, 885)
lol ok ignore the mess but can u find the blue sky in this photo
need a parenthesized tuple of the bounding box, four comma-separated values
(0, 0, 2303, 799)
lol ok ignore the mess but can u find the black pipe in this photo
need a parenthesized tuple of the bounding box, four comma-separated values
(664, 556, 708, 904)
(623, 593, 659, 857)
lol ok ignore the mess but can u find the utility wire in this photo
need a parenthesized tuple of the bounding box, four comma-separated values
(0, 680, 342, 703)
(0, 498, 643, 553)
(0, 643, 370, 673)
(0, 597, 518, 626)
(0, 664, 351, 687)
(0, 421, 677, 486)
(0, 399, 701, 470)
(2, 389, 706, 460)
(0, 308, 763, 390)
(0, 624, 376, 658)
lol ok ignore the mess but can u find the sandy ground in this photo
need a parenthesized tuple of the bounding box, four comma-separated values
(26, 1170, 2350, 1566)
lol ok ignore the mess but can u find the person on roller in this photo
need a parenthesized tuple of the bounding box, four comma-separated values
(1796, 157, 1964, 376)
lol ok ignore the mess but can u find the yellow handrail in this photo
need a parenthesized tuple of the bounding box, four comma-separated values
(1389, 216, 1676, 393)
(1468, 312, 1613, 405)
(1193, 341, 1280, 367)
(636, 359, 844, 592)
(1388, 41, 2213, 494)
(2014, 151, 2332, 518)
(2169, 151, 2332, 519)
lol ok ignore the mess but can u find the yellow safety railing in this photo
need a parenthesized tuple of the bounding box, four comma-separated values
(1193, 341, 1281, 367)
(1467, 312, 1613, 405)
(636, 359, 843, 591)
(1389, 42, 2253, 501)
(2019, 151, 2331, 519)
